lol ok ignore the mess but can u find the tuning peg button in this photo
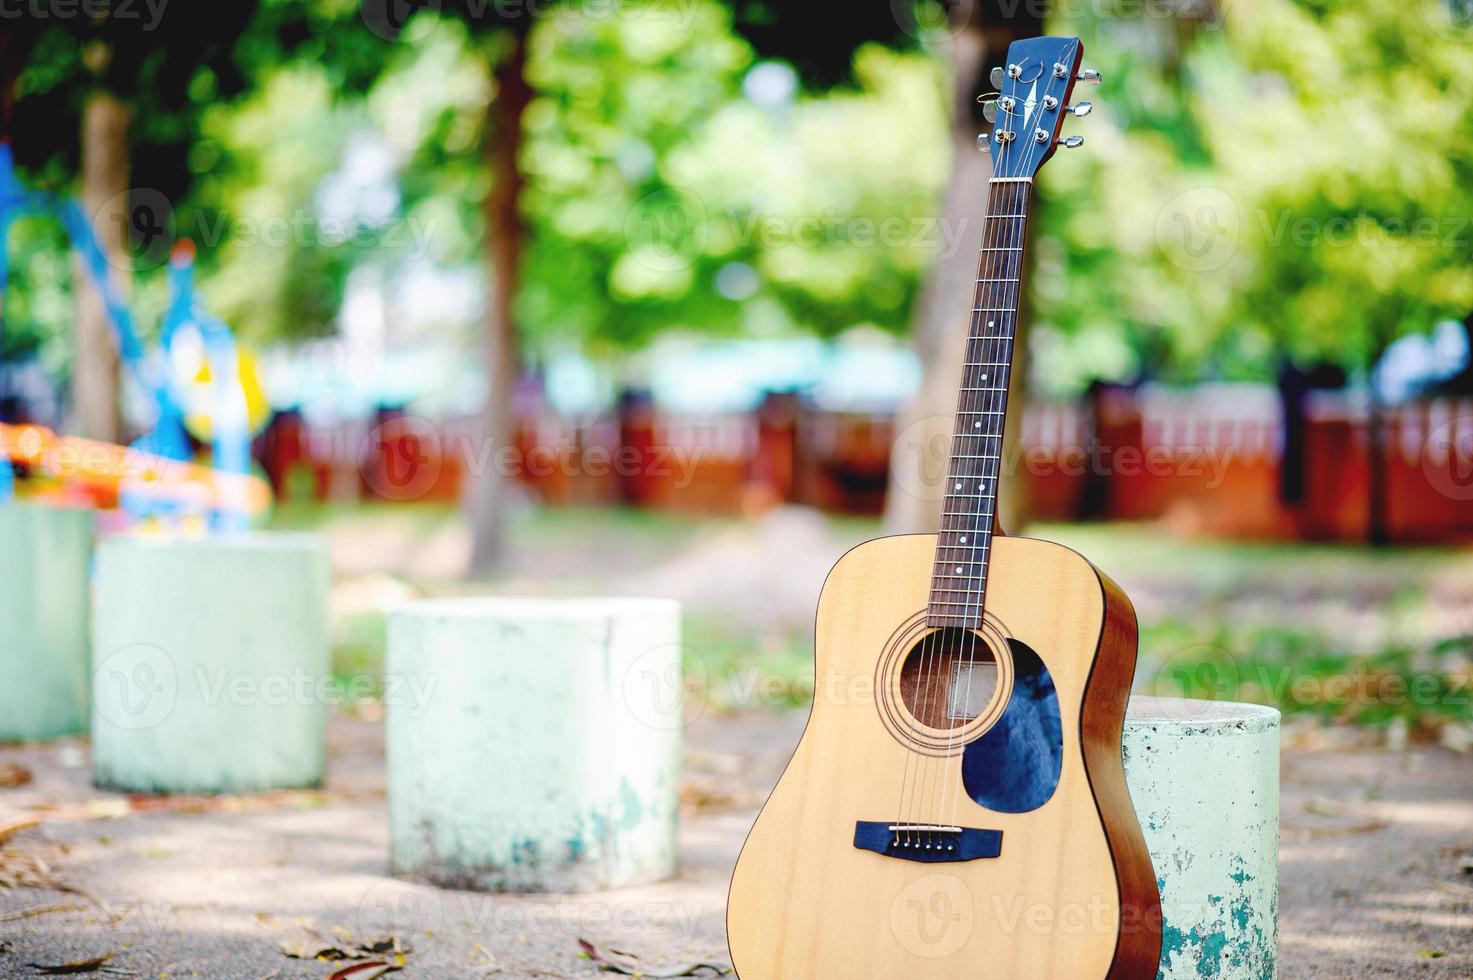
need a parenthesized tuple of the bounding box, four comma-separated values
(977, 133, 991, 154)
(990, 67, 1004, 89)
(1058, 135, 1085, 149)
(1067, 102, 1093, 118)
(1076, 69, 1102, 85)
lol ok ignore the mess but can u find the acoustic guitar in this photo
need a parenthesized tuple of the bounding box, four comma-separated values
(727, 36, 1162, 980)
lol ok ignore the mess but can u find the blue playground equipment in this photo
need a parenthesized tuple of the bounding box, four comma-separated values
(0, 142, 261, 529)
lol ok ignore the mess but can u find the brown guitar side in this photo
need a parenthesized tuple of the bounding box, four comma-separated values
(727, 533, 1161, 979)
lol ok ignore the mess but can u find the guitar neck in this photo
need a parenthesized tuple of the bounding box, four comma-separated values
(926, 177, 1033, 629)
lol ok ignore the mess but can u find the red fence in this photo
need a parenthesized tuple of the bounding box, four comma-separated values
(255, 388, 1473, 543)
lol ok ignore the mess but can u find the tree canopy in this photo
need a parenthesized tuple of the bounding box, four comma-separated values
(4, 0, 1470, 395)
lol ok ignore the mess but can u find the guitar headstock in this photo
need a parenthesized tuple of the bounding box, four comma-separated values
(978, 36, 1098, 181)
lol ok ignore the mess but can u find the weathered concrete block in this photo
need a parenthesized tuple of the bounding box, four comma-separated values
(1125, 696, 1280, 980)
(388, 597, 682, 893)
(0, 503, 93, 740)
(91, 533, 331, 793)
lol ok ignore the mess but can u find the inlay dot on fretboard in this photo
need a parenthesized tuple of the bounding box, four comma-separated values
(955, 566, 963, 574)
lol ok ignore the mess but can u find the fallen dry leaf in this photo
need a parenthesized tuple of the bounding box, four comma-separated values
(0, 814, 40, 845)
(279, 929, 349, 961)
(356, 937, 407, 957)
(471, 943, 499, 973)
(0, 903, 85, 923)
(1286, 819, 1391, 838)
(279, 929, 408, 963)
(0, 761, 33, 788)
(27, 953, 114, 974)
(578, 939, 731, 977)
(29, 799, 130, 823)
(326, 962, 402, 980)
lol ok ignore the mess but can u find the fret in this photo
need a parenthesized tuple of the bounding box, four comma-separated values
(928, 179, 1032, 617)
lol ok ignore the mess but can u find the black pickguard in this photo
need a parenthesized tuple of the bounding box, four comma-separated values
(960, 638, 1062, 813)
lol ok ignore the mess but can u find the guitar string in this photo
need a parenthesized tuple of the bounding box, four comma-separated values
(943, 40, 1077, 833)
(902, 91, 1020, 845)
(943, 53, 1069, 831)
(916, 79, 1024, 840)
(934, 112, 1021, 833)
(938, 177, 1017, 829)
(931, 74, 1029, 836)
(942, 180, 1017, 830)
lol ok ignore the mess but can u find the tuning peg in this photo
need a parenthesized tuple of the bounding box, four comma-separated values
(1076, 68, 1102, 85)
(982, 101, 998, 125)
(1066, 101, 1093, 118)
(990, 67, 1004, 89)
(976, 133, 990, 154)
(1058, 135, 1085, 149)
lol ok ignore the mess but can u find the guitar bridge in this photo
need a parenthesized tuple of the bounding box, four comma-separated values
(853, 821, 1003, 863)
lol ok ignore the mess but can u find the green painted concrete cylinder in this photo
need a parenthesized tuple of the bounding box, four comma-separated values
(387, 597, 682, 893)
(1124, 696, 1280, 980)
(0, 502, 94, 741)
(91, 533, 331, 793)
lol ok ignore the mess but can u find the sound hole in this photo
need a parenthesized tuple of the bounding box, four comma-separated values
(899, 628, 999, 731)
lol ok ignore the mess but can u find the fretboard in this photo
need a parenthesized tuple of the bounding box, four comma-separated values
(926, 179, 1031, 629)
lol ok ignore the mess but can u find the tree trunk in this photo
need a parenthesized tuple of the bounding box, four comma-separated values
(884, 16, 1038, 535)
(72, 90, 129, 443)
(467, 32, 532, 573)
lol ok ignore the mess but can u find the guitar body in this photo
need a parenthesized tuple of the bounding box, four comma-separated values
(727, 533, 1161, 979)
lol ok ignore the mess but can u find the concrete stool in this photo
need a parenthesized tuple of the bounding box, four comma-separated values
(0, 503, 93, 740)
(387, 597, 682, 893)
(91, 533, 330, 793)
(1124, 696, 1280, 980)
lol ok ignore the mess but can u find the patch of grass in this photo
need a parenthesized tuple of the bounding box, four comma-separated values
(268, 498, 461, 533)
(1141, 621, 1473, 734)
(683, 614, 815, 712)
(323, 607, 818, 712)
(332, 611, 388, 696)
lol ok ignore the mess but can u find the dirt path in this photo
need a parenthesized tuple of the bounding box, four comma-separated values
(1, 711, 1470, 979)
